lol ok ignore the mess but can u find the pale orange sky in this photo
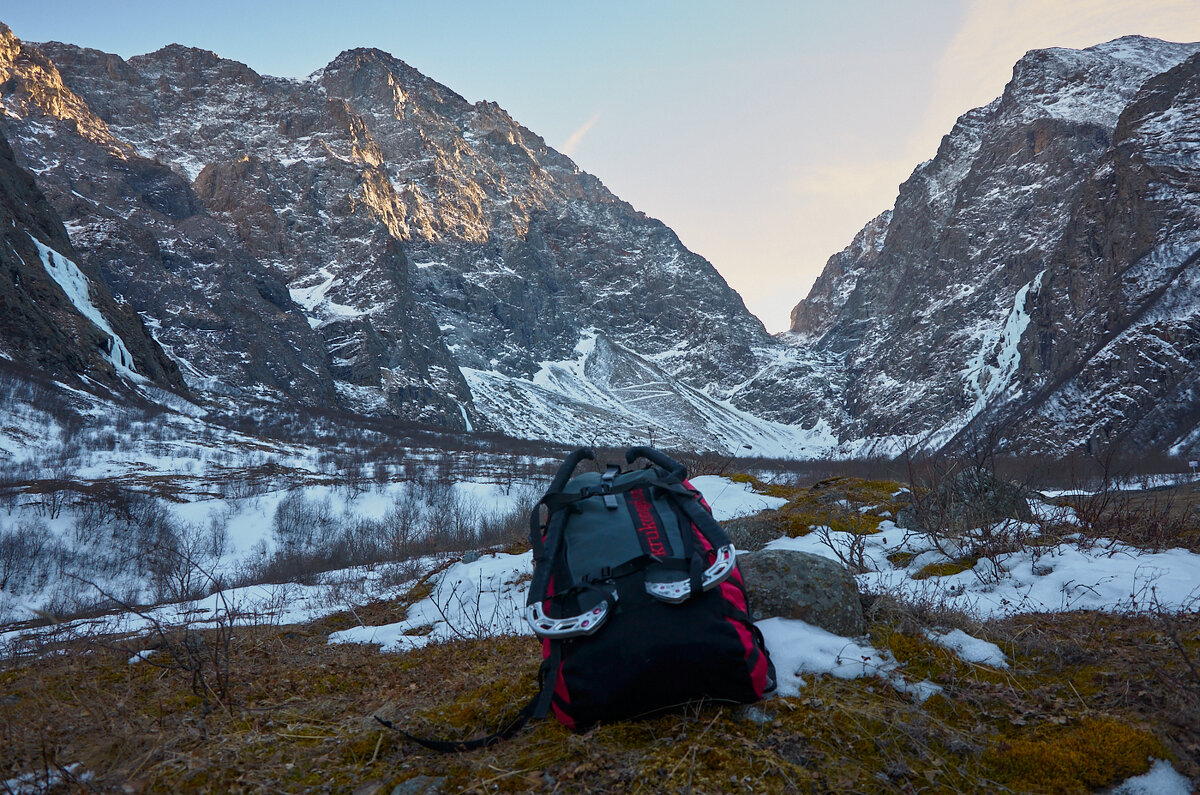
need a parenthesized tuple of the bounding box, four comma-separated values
(643, 0, 1200, 331)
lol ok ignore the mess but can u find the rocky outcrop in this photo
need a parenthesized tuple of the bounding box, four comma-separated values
(1011, 49, 1200, 453)
(895, 470, 1034, 533)
(738, 549, 865, 636)
(0, 113, 181, 390)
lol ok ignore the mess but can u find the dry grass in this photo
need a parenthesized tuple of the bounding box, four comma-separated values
(1060, 481, 1200, 553)
(728, 474, 905, 539)
(3, 600, 1197, 794)
(4, 472, 1199, 793)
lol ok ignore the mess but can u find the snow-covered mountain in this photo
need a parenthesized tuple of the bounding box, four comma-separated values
(787, 36, 1200, 456)
(0, 24, 831, 455)
(4, 21, 1200, 459)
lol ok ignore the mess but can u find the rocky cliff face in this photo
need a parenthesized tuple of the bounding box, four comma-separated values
(1, 23, 821, 451)
(788, 36, 1200, 456)
(1015, 47, 1200, 453)
(0, 71, 180, 393)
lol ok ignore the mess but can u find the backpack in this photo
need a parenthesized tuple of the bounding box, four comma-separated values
(390, 446, 775, 751)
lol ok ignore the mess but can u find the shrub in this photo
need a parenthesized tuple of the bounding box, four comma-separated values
(0, 520, 63, 595)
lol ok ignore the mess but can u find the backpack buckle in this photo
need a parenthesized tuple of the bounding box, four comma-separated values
(601, 464, 620, 510)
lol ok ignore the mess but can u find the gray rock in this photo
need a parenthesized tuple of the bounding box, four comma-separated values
(0, 118, 182, 392)
(897, 469, 1034, 532)
(738, 549, 865, 636)
(723, 511, 790, 552)
(737, 704, 775, 725)
(390, 776, 444, 795)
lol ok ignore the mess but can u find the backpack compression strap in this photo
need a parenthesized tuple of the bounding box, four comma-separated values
(528, 448, 595, 606)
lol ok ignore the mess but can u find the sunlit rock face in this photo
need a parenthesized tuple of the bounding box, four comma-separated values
(0, 32, 181, 391)
(787, 36, 1200, 456)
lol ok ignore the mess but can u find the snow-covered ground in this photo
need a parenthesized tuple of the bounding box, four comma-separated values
(0, 476, 781, 648)
(766, 517, 1200, 617)
(463, 330, 838, 457)
(0, 475, 540, 625)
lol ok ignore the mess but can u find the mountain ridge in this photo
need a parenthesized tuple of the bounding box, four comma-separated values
(4, 22, 1200, 458)
(787, 34, 1200, 456)
(3, 22, 819, 454)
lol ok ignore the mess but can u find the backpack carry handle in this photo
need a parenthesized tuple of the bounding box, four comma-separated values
(548, 447, 596, 494)
(625, 446, 686, 480)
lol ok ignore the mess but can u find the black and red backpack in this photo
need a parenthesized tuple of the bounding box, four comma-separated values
(393, 446, 774, 751)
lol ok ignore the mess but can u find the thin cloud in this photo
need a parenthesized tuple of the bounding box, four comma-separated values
(562, 113, 600, 156)
(913, 0, 1200, 163)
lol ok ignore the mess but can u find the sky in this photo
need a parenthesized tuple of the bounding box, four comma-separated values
(5, 1, 1200, 331)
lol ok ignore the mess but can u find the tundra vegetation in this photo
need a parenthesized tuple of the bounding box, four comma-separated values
(1, 382, 1199, 792)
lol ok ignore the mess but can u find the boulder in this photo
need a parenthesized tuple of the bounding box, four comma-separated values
(737, 549, 865, 636)
(897, 470, 1034, 532)
(722, 511, 791, 552)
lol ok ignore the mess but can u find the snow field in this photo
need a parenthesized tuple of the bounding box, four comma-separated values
(0, 473, 539, 627)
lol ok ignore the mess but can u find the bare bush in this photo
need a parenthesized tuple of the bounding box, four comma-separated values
(379, 489, 422, 555)
(812, 517, 874, 574)
(0, 520, 64, 595)
(901, 443, 1043, 584)
(428, 567, 526, 641)
(273, 490, 341, 555)
(244, 480, 539, 586)
(67, 570, 240, 719)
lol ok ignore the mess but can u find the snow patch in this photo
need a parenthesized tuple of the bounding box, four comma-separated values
(962, 269, 1045, 422)
(1110, 759, 1194, 795)
(28, 234, 141, 380)
(288, 268, 365, 327)
(923, 628, 1009, 668)
(688, 475, 789, 521)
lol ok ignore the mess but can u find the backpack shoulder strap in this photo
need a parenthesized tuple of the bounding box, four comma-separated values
(528, 448, 594, 606)
(376, 645, 561, 753)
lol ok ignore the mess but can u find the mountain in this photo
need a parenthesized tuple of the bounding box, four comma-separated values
(0, 22, 829, 454)
(0, 96, 181, 392)
(787, 36, 1200, 456)
(5, 20, 1200, 459)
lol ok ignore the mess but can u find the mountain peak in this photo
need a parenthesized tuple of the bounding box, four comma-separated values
(127, 43, 262, 84)
(998, 35, 1200, 129)
(134, 42, 223, 65)
(326, 46, 406, 71)
(319, 46, 468, 111)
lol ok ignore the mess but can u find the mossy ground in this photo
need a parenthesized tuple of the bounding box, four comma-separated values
(730, 474, 906, 539)
(3, 606, 1197, 793)
(912, 559, 977, 580)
